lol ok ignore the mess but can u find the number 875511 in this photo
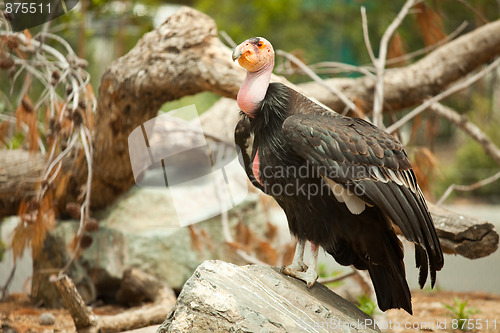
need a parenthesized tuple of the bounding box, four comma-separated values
(5, 2, 51, 14)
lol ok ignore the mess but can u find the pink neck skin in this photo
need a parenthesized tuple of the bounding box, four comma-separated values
(237, 60, 274, 117)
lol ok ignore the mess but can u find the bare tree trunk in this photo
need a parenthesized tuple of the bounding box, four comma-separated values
(88, 8, 242, 209)
(0, 150, 46, 216)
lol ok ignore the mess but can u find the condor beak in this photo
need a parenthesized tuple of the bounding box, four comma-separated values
(232, 47, 242, 61)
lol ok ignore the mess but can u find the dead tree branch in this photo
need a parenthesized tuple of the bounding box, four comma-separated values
(276, 49, 357, 114)
(54, 274, 97, 329)
(430, 102, 500, 167)
(300, 18, 500, 112)
(372, 0, 417, 127)
(437, 171, 500, 206)
(386, 56, 500, 133)
(55, 272, 176, 333)
(428, 203, 499, 258)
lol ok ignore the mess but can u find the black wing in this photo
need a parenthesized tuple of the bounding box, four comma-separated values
(282, 112, 444, 287)
(234, 116, 265, 192)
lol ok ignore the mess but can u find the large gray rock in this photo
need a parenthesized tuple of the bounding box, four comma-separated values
(52, 187, 271, 298)
(158, 260, 379, 333)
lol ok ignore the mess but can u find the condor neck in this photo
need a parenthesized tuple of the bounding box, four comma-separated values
(237, 62, 273, 117)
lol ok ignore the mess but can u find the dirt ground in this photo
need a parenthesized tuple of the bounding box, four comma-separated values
(386, 290, 500, 333)
(0, 291, 499, 332)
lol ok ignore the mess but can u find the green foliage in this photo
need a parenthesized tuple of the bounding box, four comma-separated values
(0, 239, 6, 261)
(194, 0, 497, 75)
(435, 90, 500, 201)
(194, 0, 395, 66)
(317, 263, 344, 288)
(317, 263, 330, 278)
(161, 92, 220, 116)
(442, 297, 480, 331)
(357, 294, 377, 317)
(9, 132, 25, 150)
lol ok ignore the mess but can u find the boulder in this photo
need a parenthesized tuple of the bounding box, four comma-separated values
(158, 260, 380, 333)
(49, 187, 273, 301)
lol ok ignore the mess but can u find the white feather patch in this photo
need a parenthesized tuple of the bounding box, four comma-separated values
(370, 166, 388, 183)
(322, 176, 366, 215)
(387, 169, 404, 186)
(322, 177, 344, 202)
(341, 189, 366, 215)
(405, 170, 417, 193)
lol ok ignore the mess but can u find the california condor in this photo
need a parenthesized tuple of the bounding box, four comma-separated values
(232, 37, 444, 314)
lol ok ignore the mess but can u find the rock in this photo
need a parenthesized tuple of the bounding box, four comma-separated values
(39, 312, 56, 325)
(158, 260, 380, 333)
(48, 186, 273, 303)
(31, 232, 91, 308)
(116, 268, 164, 306)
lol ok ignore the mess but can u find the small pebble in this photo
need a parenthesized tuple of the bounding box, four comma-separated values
(39, 312, 56, 326)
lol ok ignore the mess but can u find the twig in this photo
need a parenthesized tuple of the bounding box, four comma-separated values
(54, 274, 96, 329)
(59, 126, 93, 275)
(430, 102, 500, 166)
(55, 273, 175, 332)
(437, 170, 500, 205)
(307, 61, 375, 79)
(372, 0, 416, 128)
(386, 56, 500, 133)
(385, 21, 468, 66)
(276, 49, 357, 113)
(317, 269, 356, 284)
(80, 126, 93, 224)
(219, 31, 237, 48)
(454, 0, 489, 24)
(1, 265, 17, 300)
(360, 7, 376, 66)
(42, 134, 79, 183)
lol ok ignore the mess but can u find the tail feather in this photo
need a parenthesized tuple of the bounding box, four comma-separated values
(367, 261, 412, 314)
(326, 225, 414, 314)
(415, 244, 428, 288)
(367, 226, 413, 315)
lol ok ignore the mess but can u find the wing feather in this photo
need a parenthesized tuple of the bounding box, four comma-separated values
(282, 114, 444, 276)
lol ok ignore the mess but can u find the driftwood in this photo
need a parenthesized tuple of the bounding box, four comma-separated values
(428, 203, 499, 259)
(54, 274, 97, 329)
(55, 272, 176, 333)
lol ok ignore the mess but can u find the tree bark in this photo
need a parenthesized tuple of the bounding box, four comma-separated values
(0, 150, 46, 216)
(55, 274, 97, 329)
(425, 203, 498, 259)
(88, 7, 243, 209)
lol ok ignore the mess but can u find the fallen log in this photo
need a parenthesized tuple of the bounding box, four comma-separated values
(428, 202, 499, 259)
(55, 271, 176, 333)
